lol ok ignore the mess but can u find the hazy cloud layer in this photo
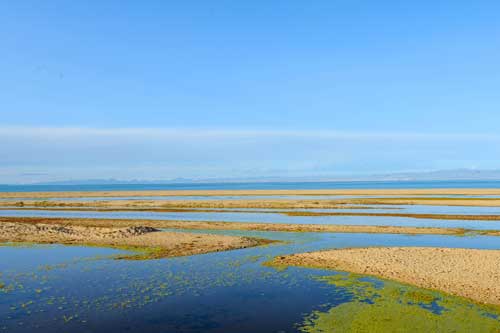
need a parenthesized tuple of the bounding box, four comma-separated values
(1, 127, 499, 183)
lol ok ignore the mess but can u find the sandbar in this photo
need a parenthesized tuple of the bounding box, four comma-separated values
(0, 220, 272, 259)
(1, 216, 496, 236)
(4, 196, 500, 209)
(271, 247, 500, 305)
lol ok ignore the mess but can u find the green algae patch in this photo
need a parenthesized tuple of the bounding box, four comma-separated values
(76, 243, 166, 260)
(112, 246, 167, 260)
(0, 242, 54, 249)
(0, 241, 162, 260)
(300, 274, 500, 333)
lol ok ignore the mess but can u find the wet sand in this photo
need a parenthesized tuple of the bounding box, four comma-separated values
(271, 247, 500, 305)
(0, 220, 271, 259)
(2, 188, 500, 199)
(1, 216, 496, 236)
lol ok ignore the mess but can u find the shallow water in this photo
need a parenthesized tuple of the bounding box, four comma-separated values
(2, 208, 500, 230)
(1, 230, 500, 332)
(0, 195, 358, 201)
(4, 193, 500, 201)
(2, 179, 500, 192)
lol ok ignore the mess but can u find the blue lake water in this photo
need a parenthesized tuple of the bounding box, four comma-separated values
(5, 194, 500, 201)
(2, 179, 500, 192)
(1, 230, 500, 332)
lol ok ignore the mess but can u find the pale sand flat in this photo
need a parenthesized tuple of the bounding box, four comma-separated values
(272, 247, 500, 305)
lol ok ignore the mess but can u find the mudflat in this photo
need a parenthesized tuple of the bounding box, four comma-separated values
(0, 216, 495, 236)
(271, 247, 500, 305)
(0, 221, 271, 259)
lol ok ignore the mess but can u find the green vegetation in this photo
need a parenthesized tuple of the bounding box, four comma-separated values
(300, 274, 500, 333)
(111, 245, 166, 260)
(0, 241, 163, 260)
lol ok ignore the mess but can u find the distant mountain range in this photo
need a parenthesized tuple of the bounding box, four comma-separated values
(366, 169, 500, 181)
(24, 169, 500, 185)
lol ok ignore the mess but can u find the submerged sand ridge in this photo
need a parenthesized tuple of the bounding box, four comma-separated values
(272, 247, 500, 305)
(0, 221, 271, 259)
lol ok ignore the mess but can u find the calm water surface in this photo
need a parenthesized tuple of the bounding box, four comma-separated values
(2, 179, 500, 192)
(4, 194, 500, 201)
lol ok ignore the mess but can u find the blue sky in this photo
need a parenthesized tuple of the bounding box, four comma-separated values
(1, 1, 500, 183)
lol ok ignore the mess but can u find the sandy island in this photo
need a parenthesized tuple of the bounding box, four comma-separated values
(271, 247, 500, 305)
(1, 216, 497, 236)
(0, 221, 272, 260)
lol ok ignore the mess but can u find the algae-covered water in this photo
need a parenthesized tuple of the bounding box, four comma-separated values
(1, 230, 500, 332)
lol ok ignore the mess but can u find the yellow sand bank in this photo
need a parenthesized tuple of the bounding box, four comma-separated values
(0, 220, 271, 259)
(0, 216, 494, 236)
(271, 247, 500, 305)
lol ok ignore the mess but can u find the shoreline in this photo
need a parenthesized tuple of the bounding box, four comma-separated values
(1, 216, 498, 236)
(270, 247, 500, 306)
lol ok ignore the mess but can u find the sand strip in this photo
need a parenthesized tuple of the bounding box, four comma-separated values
(4, 197, 500, 209)
(0, 199, 379, 209)
(271, 247, 500, 305)
(1, 216, 496, 236)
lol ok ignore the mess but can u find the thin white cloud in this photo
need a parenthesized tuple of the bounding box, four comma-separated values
(1, 126, 500, 141)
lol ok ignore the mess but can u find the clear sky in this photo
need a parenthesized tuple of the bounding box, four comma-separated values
(1, 1, 500, 183)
